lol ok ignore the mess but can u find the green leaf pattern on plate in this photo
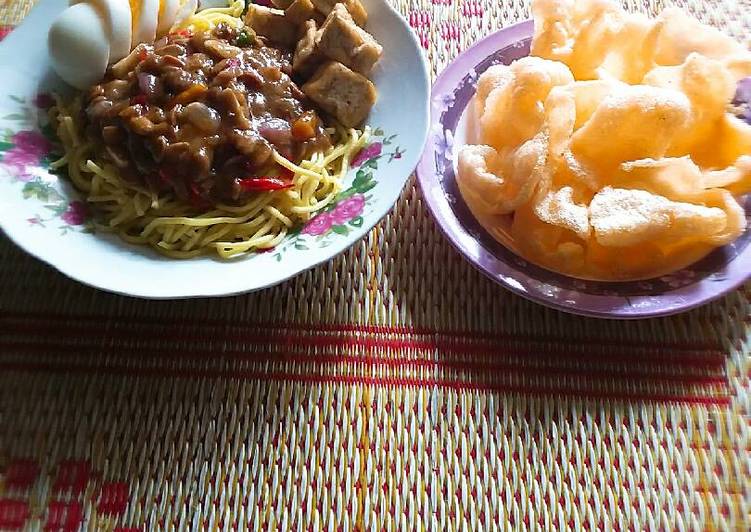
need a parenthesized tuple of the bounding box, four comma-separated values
(264, 130, 405, 257)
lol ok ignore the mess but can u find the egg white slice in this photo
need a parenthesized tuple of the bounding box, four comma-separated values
(174, 0, 198, 27)
(49, 3, 111, 89)
(67, 0, 131, 63)
(157, 0, 180, 37)
(130, 0, 160, 47)
(87, 0, 133, 63)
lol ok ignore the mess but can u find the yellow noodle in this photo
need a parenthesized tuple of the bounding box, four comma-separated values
(87, 195, 121, 203)
(180, 227, 206, 251)
(49, 154, 68, 169)
(134, 194, 149, 217)
(159, 248, 206, 259)
(198, 225, 234, 246)
(164, 225, 188, 243)
(174, 0, 245, 33)
(263, 205, 294, 228)
(49, 6, 370, 259)
(272, 151, 326, 180)
(108, 201, 135, 227)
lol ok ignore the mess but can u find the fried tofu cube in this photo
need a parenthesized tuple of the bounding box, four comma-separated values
(285, 0, 317, 25)
(341, 0, 368, 27)
(302, 61, 377, 127)
(271, 0, 294, 8)
(293, 20, 322, 75)
(315, 4, 382, 75)
(244, 5, 298, 47)
(311, 0, 367, 26)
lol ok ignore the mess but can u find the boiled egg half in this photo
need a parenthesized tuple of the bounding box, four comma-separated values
(48, 2, 111, 90)
(48, 0, 199, 89)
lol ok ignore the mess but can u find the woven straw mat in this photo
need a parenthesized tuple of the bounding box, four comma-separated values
(1, 0, 751, 530)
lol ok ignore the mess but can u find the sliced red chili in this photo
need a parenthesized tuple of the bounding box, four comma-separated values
(238, 167, 294, 192)
(188, 182, 210, 208)
(238, 176, 293, 191)
(130, 94, 148, 106)
(158, 168, 173, 184)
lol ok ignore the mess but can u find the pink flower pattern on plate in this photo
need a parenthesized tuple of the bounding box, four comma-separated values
(3, 130, 52, 181)
(13, 130, 51, 155)
(302, 212, 334, 236)
(61, 201, 88, 226)
(351, 142, 382, 167)
(330, 195, 365, 224)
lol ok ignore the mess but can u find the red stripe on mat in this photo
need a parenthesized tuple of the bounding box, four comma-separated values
(0, 311, 724, 352)
(0, 328, 726, 370)
(0, 26, 13, 42)
(0, 325, 726, 369)
(0, 341, 728, 386)
(0, 362, 732, 406)
(1, 315, 727, 366)
(1, 312, 731, 404)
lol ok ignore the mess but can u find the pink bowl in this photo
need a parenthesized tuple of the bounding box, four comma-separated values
(416, 20, 751, 319)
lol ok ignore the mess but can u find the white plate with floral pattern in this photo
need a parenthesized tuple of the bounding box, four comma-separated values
(0, 0, 429, 298)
